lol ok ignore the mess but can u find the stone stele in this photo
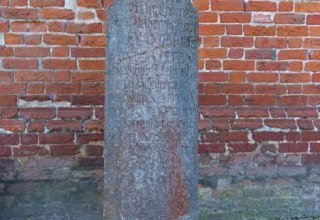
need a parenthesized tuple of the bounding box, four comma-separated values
(105, 0, 198, 219)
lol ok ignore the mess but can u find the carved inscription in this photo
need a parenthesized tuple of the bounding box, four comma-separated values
(105, 1, 198, 219)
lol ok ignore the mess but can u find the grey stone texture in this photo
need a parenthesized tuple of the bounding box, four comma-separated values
(105, 0, 199, 219)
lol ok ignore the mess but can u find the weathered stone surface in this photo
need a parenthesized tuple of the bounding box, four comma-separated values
(105, 0, 198, 219)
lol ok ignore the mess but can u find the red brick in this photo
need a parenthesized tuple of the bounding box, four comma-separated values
(0, 96, 17, 107)
(212, 119, 229, 130)
(43, 59, 77, 69)
(44, 34, 77, 45)
(198, 144, 225, 154)
(296, 3, 320, 12)
(39, 133, 74, 144)
(11, 0, 27, 6)
(255, 85, 286, 95)
(199, 12, 218, 23)
(71, 95, 104, 105)
(279, 96, 308, 106)
(229, 49, 243, 59)
(14, 47, 50, 57)
(40, 9, 75, 20)
(11, 22, 47, 32)
(211, 0, 244, 11)
(46, 83, 80, 94)
(244, 26, 275, 36)
(311, 143, 320, 153)
(310, 27, 320, 36)
(278, 50, 307, 60)
(0, 147, 11, 157)
(77, 133, 104, 144)
(297, 119, 314, 130)
(289, 62, 303, 72)
(277, 26, 308, 36)
(71, 72, 105, 82)
(220, 13, 251, 23)
(304, 85, 320, 94)
(220, 131, 248, 142)
(0, 120, 25, 132)
(288, 38, 303, 48)
(24, 35, 41, 45)
(236, 107, 269, 118)
(20, 134, 38, 145)
(305, 62, 320, 72)
(20, 108, 55, 119)
(0, 134, 19, 145)
(3, 59, 38, 69)
(78, 11, 96, 20)
(205, 60, 221, 70)
(302, 132, 320, 141)
(199, 95, 226, 106)
(77, 0, 102, 8)
(0, 84, 26, 94)
(224, 60, 254, 70)
(0, 47, 13, 57)
(82, 83, 104, 94)
(84, 120, 103, 131)
(245, 49, 276, 60)
(204, 84, 221, 94)
(50, 145, 79, 156)
(304, 39, 320, 49)
(86, 145, 103, 156)
(1, 9, 38, 19)
(230, 119, 263, 130)
(229, 143, 257, 153)
(280, 74, 310, 83)
(48, 22, 66, 32)
(245, 1, 277, 12)
(255, 37, 287, 48)
(226, 25, 242, 35)
(265, 119, 297, 129)
(256, 61, 288, 71)
(199, 24, 225, 35)
(279, 2, 293, 12)
(223, 84, 253, 94)
(229, 95, 243, 106)
(245, 95, 276, 106)
(279, 143, 308, 153)
(193, 0, 209, 11)
(80, 36, 106, 47)
(0, 21, 9, 32)
(199, 107, 235, 118)
(286, 107, 318, 118)
(79, 60, 106, 70)
(0, 72, 13, 82)
(13, 146, 48, 157)
(248, 73, 279, 82)
(199, 72, 228, 82)
(66, 23, 102, 33)
(230, 72, 246, 82)
(275, 14, 305, 24)
(202, 36, 219, 47)
(253, 132, 284, 141)
(5, 34, 24, 45)
(47, 120, 82, 132)
(71, 48, 105, 57)
(27, 120, 45, 132)
(302, 154, 320, 165)
(30, 0, 64, 7)
(52, 47, 69, 57)
(221, 36, 253, 47)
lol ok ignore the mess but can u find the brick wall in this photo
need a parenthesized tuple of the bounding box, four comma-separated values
(1, 0, 320, 219)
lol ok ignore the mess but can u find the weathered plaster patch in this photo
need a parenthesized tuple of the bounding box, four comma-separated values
(18, 99, 71, 108)
(0, 128, 13, 134)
